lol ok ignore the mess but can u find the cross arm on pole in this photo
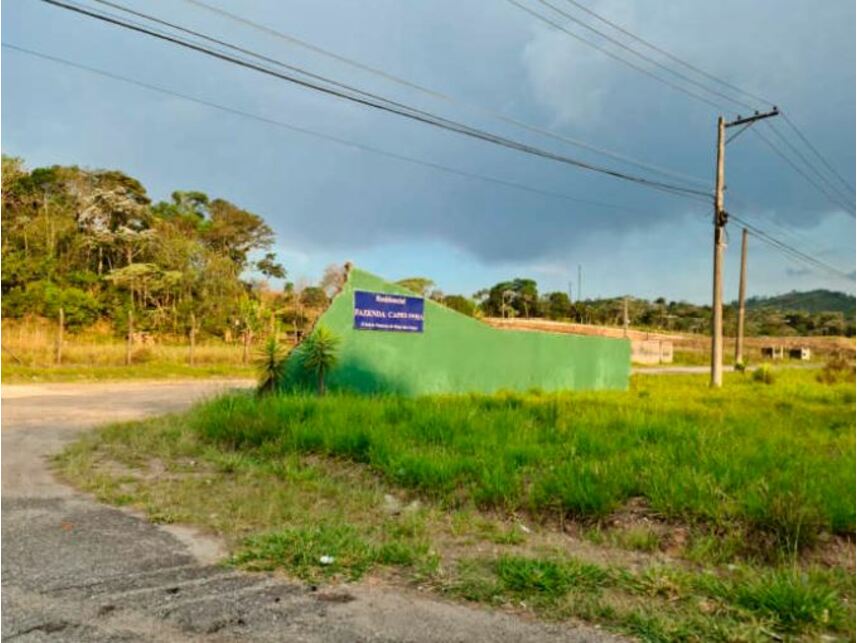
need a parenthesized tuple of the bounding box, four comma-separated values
(725, 107, 779, 129)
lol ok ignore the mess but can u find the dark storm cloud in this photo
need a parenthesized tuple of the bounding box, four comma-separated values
(2, 0, 853, 298)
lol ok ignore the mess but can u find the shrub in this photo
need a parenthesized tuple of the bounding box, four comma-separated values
(130, 347, 154, 364)
(752, 364, 776, 384)
(256, 338, 288, 395)
(816, 351, 855, 385)
(299, 326, 340, 395)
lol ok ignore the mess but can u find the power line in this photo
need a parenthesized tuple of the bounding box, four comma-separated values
(517, 0, 855, 212)
(559, 0, 773, 107)
(29, 0, 852, 284)
(729, 192, 829, 257)
(752, 126, 855, 216)
(90, 0, 711, 189)
(730, 213, 852, 280)
(781, 111, 856, 196)
(533, 0, 756, 111)
(2, 42, 660, 216)
(765, 121, 855, 209)
(504, 0, 727, 112)
(38, 0, 713, 202)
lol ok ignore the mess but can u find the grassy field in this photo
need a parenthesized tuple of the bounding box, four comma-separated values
(2, 319, 258, 382)
(56, 369, 855, 641)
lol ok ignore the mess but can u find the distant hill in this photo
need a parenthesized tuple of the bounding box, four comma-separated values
(743, 290, 855, 318)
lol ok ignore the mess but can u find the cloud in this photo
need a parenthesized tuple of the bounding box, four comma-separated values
(2, 0, 854, 299)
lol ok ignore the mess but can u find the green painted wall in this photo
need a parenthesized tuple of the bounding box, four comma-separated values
(283, 268, 630, 395)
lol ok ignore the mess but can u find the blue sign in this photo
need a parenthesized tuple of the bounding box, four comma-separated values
(354, 290, 424, 332)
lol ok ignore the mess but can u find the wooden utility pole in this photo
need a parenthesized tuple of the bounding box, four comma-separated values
(711, 116, 726, 388)
(125, 309, 134, 366)
(735, 228, 749, 366)
(55, 307, 64, 365)
(710, 108, 779, 388)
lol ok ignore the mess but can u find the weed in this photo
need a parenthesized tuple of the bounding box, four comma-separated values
(184, 371, 854, 555)
(494, 556, 608, 598)
(752, 364, 776, 384)
(234, 523, 376, 579)
(704, 568, 846, 632)
(53, 370, 855, 641)
(817, 350, 855, 385)
(234, 522, 432, 581)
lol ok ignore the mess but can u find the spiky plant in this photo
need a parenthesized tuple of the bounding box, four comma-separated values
(256, 337, 288, 395)
(300, 326, 340, 396)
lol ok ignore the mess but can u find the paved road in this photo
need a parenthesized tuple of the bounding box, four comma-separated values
(2, 380, 618, 642)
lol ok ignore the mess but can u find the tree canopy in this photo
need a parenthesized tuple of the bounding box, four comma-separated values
(1, 156, 285, 333)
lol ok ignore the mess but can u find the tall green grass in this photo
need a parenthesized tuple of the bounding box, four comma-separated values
(189, 371, 854, 555)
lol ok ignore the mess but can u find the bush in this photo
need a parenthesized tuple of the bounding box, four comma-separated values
(299, 326, 340, 395)
(256, 338, 288, 395)
(130, 347, 154, 364)
(752, 364, 776, 385)
(816, 351, 855, 385)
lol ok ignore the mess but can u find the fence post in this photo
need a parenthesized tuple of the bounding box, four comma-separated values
(189, 311, 196, 366)
(55, 307, 64, 365)
(125, 309, 133, 366)
(242, 328, 251, 364)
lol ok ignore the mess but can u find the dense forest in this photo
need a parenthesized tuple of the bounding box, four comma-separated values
(3, 157, 853, 340)
(1, 156, 293, 337)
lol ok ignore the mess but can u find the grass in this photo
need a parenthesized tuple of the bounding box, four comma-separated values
(3, 362, 256, 382)
(54, 369, 855, 640)
(2, 320, 260, 381)
(188, 370, 854, 554)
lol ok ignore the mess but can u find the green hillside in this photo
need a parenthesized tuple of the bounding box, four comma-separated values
(744, 290, 855, 318)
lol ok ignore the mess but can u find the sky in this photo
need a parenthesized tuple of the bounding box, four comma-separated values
(2, 0, 855, 302)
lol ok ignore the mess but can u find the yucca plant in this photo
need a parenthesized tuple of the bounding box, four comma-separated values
(256, 337, 288, 395)
(300, 326, 340, 395)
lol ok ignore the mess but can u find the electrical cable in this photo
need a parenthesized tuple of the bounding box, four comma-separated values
(3, 42, 671, 216)
(533, 0, 756, 111)
(92, 0, 713, 188)
(781, 112, 855, 196)
(37, 0, 714, 201)
(765, 121, 855, 209)
(559, 0, 774, 106)
(730, 213, 852, 280)
(511, 0, 853, 209)
(752, 127, 855, 216)
(503, 0, 726, 112)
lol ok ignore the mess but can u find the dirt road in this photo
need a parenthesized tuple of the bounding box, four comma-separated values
(1, 380, 618, 642)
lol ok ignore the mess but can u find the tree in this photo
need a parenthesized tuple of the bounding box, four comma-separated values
(201, 199, 275, 271)
(300, 326, 340, 395)
(442, 294, 476, 317)
(396, 277, 434, 296)
(256, 252, 286, 280)
(543, 291, 573, 320)
(320, 263, 346, 297)
(300, 286, 328, 309)
(480, 279, 539, 318)
(1, 157, 294, 339)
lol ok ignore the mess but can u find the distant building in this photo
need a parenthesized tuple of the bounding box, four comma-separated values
(761, 346, 785, 360)
(789, 347, 811, 360)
